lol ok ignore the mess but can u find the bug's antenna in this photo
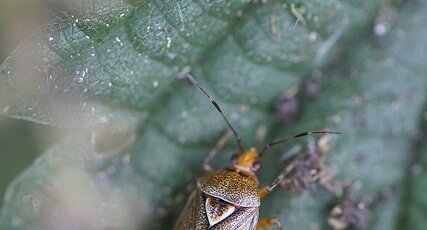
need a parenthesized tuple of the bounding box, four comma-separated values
(187, 73, 244, 152)
(259, 130, 342, 157)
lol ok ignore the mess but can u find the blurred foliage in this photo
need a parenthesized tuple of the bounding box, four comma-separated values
(0, 115, 56, 207)
(0, 0, 426, 230)
(0, 0, 60, 209)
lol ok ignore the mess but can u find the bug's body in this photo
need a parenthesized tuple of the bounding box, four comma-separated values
(174, 148, 272, 230)
(174, 74, 340, 229)
(174, 169, 260, 230)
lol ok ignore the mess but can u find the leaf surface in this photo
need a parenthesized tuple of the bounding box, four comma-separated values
(2, 0, 427, 229)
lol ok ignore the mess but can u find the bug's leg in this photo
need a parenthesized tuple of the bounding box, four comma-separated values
(203, 129, 233, 172)
(259, 162, 296, 198)
(256, 217, 282, 230)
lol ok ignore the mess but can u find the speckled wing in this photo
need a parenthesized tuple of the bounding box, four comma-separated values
(173, 188, 259, 230)
(174, 188, 208, 230)
(210, 203, 258, 230)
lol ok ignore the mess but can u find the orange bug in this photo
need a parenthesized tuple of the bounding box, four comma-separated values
(173, 73, 340, 230)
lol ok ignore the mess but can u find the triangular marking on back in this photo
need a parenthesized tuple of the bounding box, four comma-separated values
(205, 196, 236, 226)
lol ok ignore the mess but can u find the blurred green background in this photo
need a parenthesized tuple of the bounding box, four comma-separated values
(0, 116, 57, 207)
(0, 0, 57, 207)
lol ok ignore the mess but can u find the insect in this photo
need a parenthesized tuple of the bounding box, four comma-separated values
(174, 73, 340, 230)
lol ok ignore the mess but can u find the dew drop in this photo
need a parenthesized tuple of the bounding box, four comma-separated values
(153, 80, 159, 88)
(374, 23, 387, 36)
(308, 32, 317, 42)
(99, 116, 109, 123)
(166, 37, 171, 48)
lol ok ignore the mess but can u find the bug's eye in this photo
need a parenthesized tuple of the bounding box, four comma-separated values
(230, 153, 239, 163)
(251, 161, 262, 172)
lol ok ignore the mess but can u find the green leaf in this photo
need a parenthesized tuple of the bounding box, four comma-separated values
(2, 0, 427, 230)
(262, 1, 427, 229)
(0, 0, 383, 125)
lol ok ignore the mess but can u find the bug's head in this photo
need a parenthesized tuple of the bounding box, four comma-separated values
(231, 147, 262, 173)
